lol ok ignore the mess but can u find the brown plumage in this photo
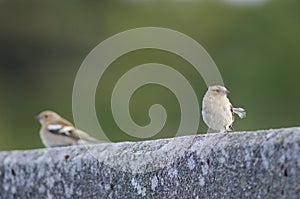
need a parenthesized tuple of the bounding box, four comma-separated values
(36, 110, 102, 147)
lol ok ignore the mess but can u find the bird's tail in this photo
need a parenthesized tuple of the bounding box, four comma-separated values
(232, 107, 246, 119)
(75, 129, 104, 145)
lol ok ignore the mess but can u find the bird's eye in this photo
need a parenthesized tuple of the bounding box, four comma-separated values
(44, 115, 48, 119)
(215, 89, 220, 92)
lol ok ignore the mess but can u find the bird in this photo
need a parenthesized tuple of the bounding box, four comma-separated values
(201, 85, 246, 133)
(35, 110, 102, 147)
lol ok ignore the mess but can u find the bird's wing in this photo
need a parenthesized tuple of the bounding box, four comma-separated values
(47, 124, 80, 139)
(232, 107, 246, 119)
(48, 124, 102, 144)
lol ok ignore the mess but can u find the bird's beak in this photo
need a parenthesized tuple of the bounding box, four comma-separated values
(35, 115, 41, 121)
(224, 90, 230, 95)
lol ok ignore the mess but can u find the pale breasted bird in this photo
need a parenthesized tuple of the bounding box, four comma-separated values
(202, 85, 246, 133)
(36, 110, 102, 147)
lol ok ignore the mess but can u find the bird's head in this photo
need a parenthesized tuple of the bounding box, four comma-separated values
(35, 110, 61, 125)
(208, 85, 230, 97)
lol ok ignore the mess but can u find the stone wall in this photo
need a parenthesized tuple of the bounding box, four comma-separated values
(1, 127, 300, 198)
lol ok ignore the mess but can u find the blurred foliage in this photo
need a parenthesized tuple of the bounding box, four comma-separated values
(0, 0, 299, 151)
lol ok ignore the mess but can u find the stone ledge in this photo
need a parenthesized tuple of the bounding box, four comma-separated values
(1, 127, 300, 198)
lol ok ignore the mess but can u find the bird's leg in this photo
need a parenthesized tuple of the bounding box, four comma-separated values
(221, 130, 228, 134)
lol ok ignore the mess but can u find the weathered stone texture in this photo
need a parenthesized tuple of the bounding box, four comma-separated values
(0, 127, 300, 198)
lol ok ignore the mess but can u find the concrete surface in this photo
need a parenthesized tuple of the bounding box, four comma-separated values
(1, 127, 300, 198)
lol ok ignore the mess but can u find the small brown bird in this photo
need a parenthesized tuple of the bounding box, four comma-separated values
(36, 110, 102, 147)
(202, 85, 246, 133)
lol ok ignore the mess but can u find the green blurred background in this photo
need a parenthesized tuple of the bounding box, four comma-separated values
(0, 0, 299, 151)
